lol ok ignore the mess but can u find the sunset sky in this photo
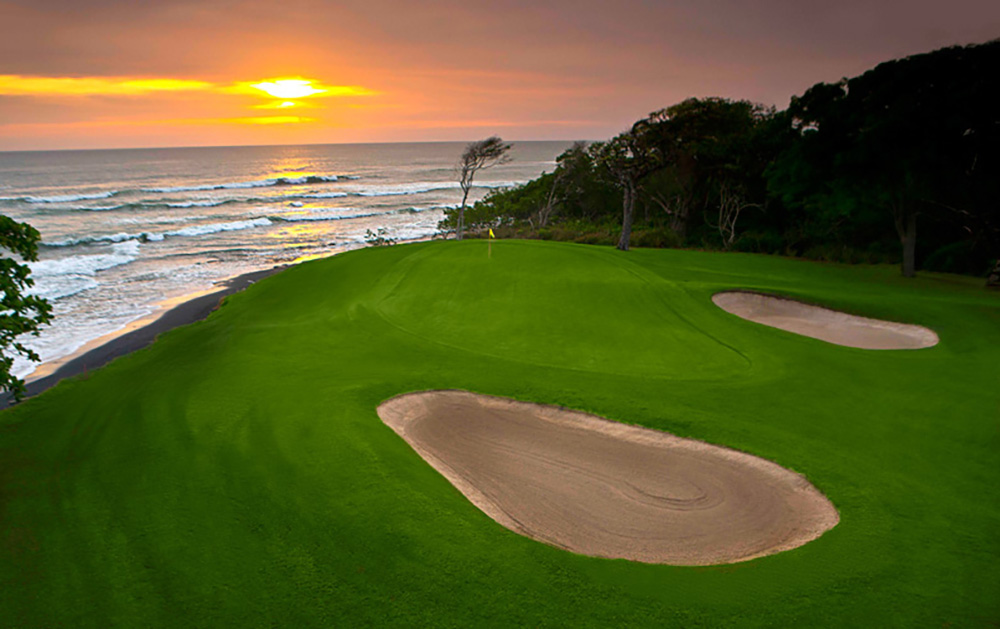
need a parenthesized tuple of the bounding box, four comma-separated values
(1, 0, 997, 151)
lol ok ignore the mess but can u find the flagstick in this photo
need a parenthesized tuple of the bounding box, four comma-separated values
(488, 238, 492, 259)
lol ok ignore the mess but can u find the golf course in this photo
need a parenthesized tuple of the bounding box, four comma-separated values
(2, 239, 998, 626)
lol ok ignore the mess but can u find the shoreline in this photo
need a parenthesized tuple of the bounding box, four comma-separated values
(10, 234, 440, 406)
(10, 264, 289, 405)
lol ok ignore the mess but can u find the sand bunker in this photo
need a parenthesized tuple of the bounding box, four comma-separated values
(712, 291, 938, 350)
(378, 390, 838, 565)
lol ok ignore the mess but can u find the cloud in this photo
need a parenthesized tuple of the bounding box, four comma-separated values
(0, 75, 213, 96)
(0, 75, 375, 99)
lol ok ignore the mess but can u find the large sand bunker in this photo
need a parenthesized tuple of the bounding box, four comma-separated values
(712, 291, 939, 350)
(378, 390, 839, 565)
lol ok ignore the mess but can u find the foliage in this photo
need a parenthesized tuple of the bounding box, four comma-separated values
(0, 214, 52, 400)
(442, 41, 999, 280)
(643, 97, 778, 246)
(768, 40, 1000, 277)
(455, 136, 512, 240)
(590, 117, 665, 250)
(439, 177, 547, 233)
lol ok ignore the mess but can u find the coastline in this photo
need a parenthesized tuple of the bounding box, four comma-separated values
(9, 264, 288, 405)
(11, 234, 442, 406)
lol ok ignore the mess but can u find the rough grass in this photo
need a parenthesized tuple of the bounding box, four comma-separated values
(2, 240, 998, 626)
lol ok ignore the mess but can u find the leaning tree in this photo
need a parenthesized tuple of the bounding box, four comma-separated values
(456, 136, 511, 240)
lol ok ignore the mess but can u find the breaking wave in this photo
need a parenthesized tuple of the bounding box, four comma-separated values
(268, 204, 456, 224)
(43, 218, 274, 247)
(143, 174, 347, 193)
(56, 198, 244, 212)
(270, 211, 381, 223)
(28, 240, 141, 300)
(0, 191, 121, 204)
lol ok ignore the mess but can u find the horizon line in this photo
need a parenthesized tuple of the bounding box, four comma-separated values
(0, 138, 585, 156)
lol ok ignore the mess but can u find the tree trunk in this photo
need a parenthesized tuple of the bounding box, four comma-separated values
(538, 176, 559, 228)
(457, 188, 470, 240)
(617, 179, 635, 251)
(901, 211, 917, 278)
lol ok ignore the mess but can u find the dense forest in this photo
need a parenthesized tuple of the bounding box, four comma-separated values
(442, 40, 999, 280)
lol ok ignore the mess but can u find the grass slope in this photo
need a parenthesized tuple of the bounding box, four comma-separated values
(2, 240, 998, 627)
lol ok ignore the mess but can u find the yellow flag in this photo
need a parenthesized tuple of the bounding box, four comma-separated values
(489, 228, 495, 239)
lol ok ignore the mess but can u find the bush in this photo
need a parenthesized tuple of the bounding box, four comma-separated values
(630, 226, 682, 249)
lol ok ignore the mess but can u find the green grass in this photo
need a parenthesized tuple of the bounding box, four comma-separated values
(2, 240, 998, 627)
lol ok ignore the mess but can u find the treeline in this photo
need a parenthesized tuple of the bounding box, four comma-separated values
(442, 40, 999, 278)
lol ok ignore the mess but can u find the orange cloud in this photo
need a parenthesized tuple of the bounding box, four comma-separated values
(0, 75, 375, 99)
(0, 115, 314, 131)
(0, 75, 213, 96)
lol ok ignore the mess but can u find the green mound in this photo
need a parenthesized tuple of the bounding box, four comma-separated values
(2, 240, 998, 627)
(373, 241, 747, 378)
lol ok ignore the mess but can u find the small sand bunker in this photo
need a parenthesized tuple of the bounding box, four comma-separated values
(712, 291, 938, 350)
(378, 390, 838, 565)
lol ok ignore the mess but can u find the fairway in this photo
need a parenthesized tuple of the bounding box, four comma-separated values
(2, 240, 998, 626)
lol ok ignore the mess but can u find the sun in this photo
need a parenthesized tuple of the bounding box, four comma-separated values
(250, 79, 325, 99)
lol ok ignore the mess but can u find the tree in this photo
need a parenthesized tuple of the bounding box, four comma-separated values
(769, 40, 1000, 277)
(535, 141, 588, 229)
(645, 98, 774, 244)
(1, 215, 53, 400)
(456, 136, 511, 240)
(593, 119, 662, 251)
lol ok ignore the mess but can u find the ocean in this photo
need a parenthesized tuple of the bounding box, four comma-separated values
(0, 141, 570, 380)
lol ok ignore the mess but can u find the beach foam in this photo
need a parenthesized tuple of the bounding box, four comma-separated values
(43, 217, 273, 247)
(20, 191, 120, 204)
(29, 240, 142, 300)
(162, 217, 272, 239)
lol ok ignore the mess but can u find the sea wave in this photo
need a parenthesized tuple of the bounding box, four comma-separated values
(298, 192, 349, 199)
(270, 211, 381, 223)
(142, 174, 346, 193)
(268, 203, 455, 224)
(28, 240, 141, 300)
(57, 198, 248, 212)
(401, 203, 460, 213)
(343, 180, 523, 197)
(162, 217, 272, 239)
(0, 191, 121, 204)
(165, 199, 236, 208)
(43, 217, 273, 247)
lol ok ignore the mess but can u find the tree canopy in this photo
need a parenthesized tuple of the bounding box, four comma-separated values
(768, 40, 1000, 277)
(450, 40, 999, 281)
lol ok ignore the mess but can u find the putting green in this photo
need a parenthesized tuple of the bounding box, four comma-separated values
(373, 242, 748, 378)
(1, 240, 998, 627)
